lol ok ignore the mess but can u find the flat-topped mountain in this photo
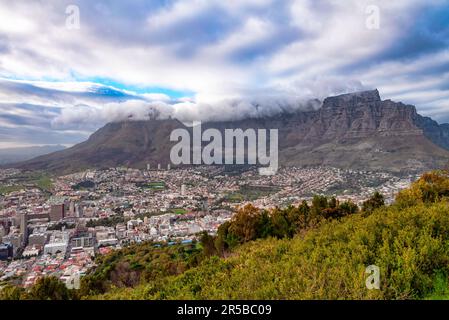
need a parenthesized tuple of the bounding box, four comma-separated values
(10, 89, 449, 174)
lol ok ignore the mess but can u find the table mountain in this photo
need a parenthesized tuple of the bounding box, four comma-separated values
(10, 89, 449, 174)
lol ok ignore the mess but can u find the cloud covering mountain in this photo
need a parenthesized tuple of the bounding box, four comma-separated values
(0, 0, 449, 146)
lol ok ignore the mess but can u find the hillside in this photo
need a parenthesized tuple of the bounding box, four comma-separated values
(94, 205, 449, 299)
(0, 145, 65, 165)
(9, 89, 449, 174)
(94, 182, 449, 300)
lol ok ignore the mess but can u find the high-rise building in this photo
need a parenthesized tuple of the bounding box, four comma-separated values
(69, 201, 76, 216)
(181, 184, 186, 196)
(19, 213, 28, 246)
(75, 204, 83, 218)
(50, 204, 65, 222)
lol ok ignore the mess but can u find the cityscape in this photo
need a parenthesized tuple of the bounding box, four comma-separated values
(0, 165, 418, 289)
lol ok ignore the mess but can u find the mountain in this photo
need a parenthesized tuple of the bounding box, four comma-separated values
(0, 145, 66, 165)
(9, 89, 449, 174)
(8, 119, 183, 173)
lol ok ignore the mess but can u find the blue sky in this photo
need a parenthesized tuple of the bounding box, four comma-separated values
(0, 0, 449, 147)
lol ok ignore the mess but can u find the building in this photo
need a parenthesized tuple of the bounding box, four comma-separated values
(71, 232, 95, 248)
(20, 213, 28, 246)
(43, 242, 68, 255)
(43, 230, 69, 255)
(181, 184, 186, 196)
(2, 233, 21, 257)
(75, 204, 83, 218)
(29, 232, 48, 246)
(0, 243, 13, 260)
(50, 204, 65, 222)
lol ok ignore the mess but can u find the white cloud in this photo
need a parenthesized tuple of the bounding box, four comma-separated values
(1, 0, 449, 145)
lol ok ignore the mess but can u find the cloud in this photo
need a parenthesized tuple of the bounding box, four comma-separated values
(0, 0, 449, 146)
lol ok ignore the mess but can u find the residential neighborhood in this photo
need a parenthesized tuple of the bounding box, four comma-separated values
(0, 166, 418, 288)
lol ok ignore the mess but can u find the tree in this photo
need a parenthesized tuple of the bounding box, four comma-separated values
(339, 200, 359, 215)
(396, 171, 449, 208)
(228, 204, 262, 243)
(256, 210, 274, 239)
(329, 197, 338, 209)
(0, 285, 26, 300)
(28, 276, 71, 300)
(296, 200, 311, 229)
(200, 231, 217, 257)
(362, 191, 385, 214)
(270, 207, 292, 238)
(312, 195, 328, 217)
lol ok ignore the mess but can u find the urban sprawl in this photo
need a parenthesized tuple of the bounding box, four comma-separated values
(0, 165, 418, 288)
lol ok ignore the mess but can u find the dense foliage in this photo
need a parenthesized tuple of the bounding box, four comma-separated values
(86, 215, 125, 228)
(78, 241, 203, 297)
(0, 277, 72, 300)
(99, 201, 449, 299)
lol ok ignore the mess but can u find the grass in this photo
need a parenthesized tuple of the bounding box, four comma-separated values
(0, 171, 53, 195)
(0, 185, 23, 195)
(36, 175, 53, 191)
(171, 208, 187, 215)
(425, 272, 449, 300)
(138, 181, 166, 190)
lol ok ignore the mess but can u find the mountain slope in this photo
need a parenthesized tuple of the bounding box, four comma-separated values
(0, 145, 66, 165)
(12, 119, 185, 173)
(10, 89, 449, 173)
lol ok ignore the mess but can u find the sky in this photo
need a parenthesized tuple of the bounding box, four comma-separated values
(0, 0, 449, 148)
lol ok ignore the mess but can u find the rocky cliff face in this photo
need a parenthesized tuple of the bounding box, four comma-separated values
(11, 89, 449, 174)
(311, 89, 422, 140)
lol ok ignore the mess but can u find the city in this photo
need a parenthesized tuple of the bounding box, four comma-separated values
(0, 165, 418, 289)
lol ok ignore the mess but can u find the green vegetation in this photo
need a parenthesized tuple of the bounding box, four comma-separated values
(0, 277, 73, 300)
(0, 171, 53, 195)
(86, 215, 125, 228)
(99, 201, 449, 299)
(171, 208, 187, 215)
(0, 185, 23, 195)
(77, 241, 202, 297)
(4, 170, 449, 300)
(137, 181, 166, 190)
(224, 185, 280, 203)
(47, 222, 76, 231)
(35, 174, 53, 192)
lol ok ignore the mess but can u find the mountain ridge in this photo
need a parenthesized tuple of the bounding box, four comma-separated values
(8, 89, 449, 174)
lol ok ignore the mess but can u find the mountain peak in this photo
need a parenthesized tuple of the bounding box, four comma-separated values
(322, 89, 381, 108)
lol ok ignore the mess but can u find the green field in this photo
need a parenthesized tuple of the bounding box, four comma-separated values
(0, 185, 23, 195)
(171, 208, 187, 215)
(0, 171, 53, 195)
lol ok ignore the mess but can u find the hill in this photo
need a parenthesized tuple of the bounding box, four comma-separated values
(9, 89, 449, 174)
